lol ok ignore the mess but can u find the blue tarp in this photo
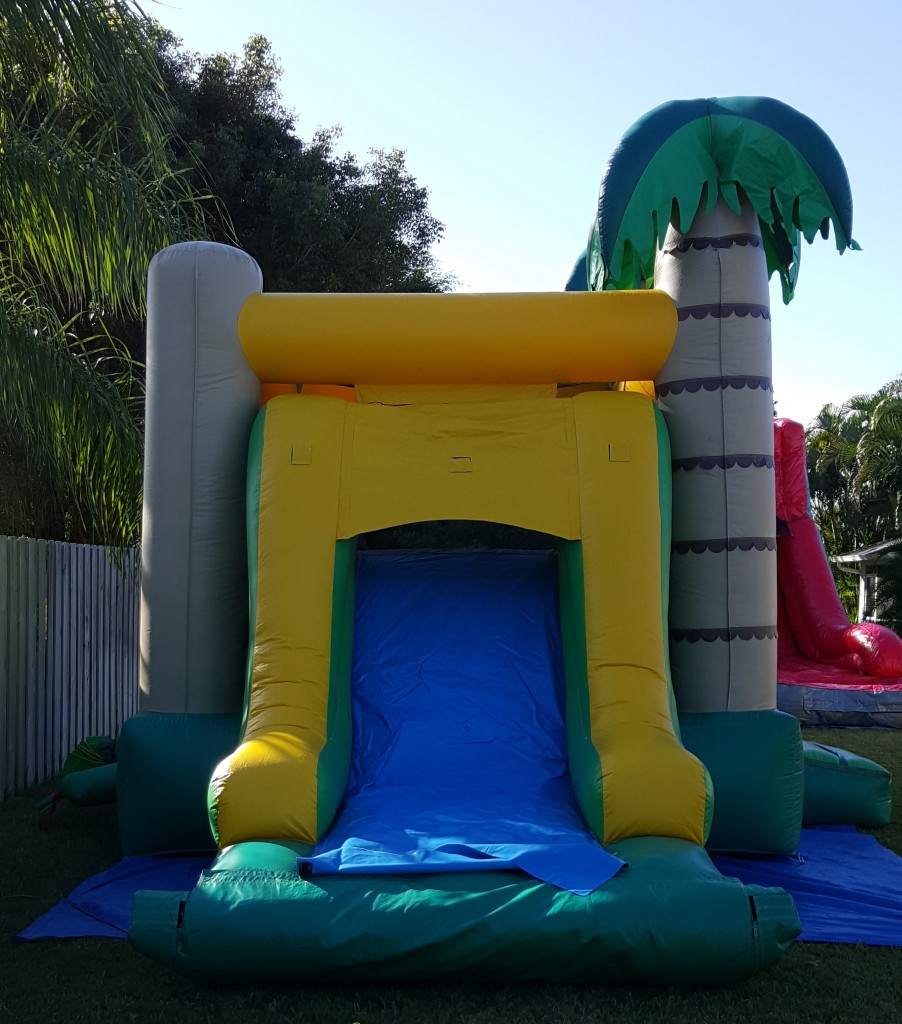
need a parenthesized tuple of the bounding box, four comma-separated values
(17, 856, 210, 940)
(19, 828, 902, 945)
(18, 549, 902, 946)
(713, 826, 902, 945)
(307, 550, 625, 894)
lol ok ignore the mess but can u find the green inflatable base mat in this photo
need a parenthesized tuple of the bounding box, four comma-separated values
(130, 836, 800, 986)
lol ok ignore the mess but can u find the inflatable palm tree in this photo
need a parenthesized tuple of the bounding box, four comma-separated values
(589, 97, 858, 712)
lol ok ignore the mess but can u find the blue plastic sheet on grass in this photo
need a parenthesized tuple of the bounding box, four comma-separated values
(305, 550, 625, 895)
(20, 828, 902, 945)
(713, 825, 902, 945)
(19, 549, 902, 944)
(16, 856, 209, 940)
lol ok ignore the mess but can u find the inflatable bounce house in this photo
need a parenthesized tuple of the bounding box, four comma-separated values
(117, 97, 890, 984)
(774, 419, 902, 726)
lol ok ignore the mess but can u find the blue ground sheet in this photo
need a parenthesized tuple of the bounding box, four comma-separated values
(18, 856, 211, 939)
(18, 827, 902, 945)
(713, 826, 902, 945)
(17, 550, 902, 946)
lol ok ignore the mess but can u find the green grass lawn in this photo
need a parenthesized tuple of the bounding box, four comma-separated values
(2, 727, 901, 1024)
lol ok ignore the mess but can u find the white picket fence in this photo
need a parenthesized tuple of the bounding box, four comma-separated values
(0, 536, 139, 799)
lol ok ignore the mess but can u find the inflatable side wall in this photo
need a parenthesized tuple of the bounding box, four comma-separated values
(141, 242, 261, 715)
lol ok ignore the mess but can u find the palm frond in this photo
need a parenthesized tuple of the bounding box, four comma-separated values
(1, 1, 211, 316)
(0, 307, 143, 547)
(1, 125, 202, 316)
(871, 394, 902, 438)
(1, 1, 173, 152)
(591, 97, 858, 302)
(808, 403, 845, 435)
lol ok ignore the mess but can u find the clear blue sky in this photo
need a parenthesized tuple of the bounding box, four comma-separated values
(152, 0, 901, 427)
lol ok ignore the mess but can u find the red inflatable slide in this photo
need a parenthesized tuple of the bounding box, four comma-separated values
(775, 418, 902, 726)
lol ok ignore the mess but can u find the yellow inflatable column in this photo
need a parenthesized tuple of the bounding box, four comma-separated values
(571, 391, 710, 845)
(210, 395, 352, 846)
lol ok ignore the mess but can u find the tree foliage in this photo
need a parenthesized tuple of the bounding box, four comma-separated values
(0, 2, 211, 547)
(1, 2, 207, 318)
(1, 10, 448, 547)
(0, 314, 144, 545)
(806, 378, 902, 619)
(155, 30, 450, 296)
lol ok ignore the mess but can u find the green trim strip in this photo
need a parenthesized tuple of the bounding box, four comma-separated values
(315, 540, 357, 837)
(241, 406, 267, 740)
(556, 539, 604, 841)
(654, 405, 679, 738)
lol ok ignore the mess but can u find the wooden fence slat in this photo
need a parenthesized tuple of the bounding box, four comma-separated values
(22, 540, 35, 787)
(71, 545, 78, 747)
(24, 539, 39, 786)
(11, 539, 24, 790)
(100, 548, 109, 735)
(102, 549, 111, 734)
(86, 546, 94, 739)
(60, 541, 71, 772)
(0, 539, 10, 797)
(86, 545, 94, 737)
(110, 554, 119, 730)
(75, 544, 84, 748)
(49, 542, 63, 779)
(82, 545, 90, 740)
(114, 556, 123, 728)
(94, 546, 103, 735)
(81, 544, 89, 743)
(36, 540, 49, 781)
(56, 539, 68, 778)
(91, 546, 98, 736)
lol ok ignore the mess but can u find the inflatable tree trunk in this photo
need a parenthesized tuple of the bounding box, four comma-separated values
(653, 194, 776, 711)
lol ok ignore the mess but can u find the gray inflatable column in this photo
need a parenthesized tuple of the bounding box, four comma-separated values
(141, 242, 262, 714)
(654, 196, 777, 712)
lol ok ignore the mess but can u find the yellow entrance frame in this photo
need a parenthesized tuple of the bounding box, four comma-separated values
(209, 290, 711, 851)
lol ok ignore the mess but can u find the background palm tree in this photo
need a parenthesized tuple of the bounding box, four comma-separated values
(807, 377, 902, 621)
(0, 1, 210, 546)
(856, 387, 902, 526)
(587, 97, 858, 712)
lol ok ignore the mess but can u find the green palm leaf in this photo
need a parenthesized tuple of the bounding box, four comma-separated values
(0, 310, 143, 546)
(2, 126, 202, 317)
(589, 97, 859, 302)
(1, 1, 210, 315)
(0, 2, 210, 547)
(1, 1, 174, 152)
